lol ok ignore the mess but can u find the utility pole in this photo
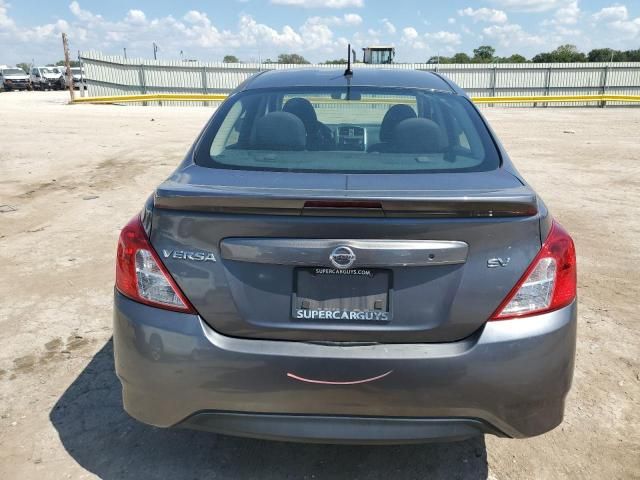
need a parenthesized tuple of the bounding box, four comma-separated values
(61, 33, 75, 102)
(123, 47, 127, 59)
(153, 42, 158, 60)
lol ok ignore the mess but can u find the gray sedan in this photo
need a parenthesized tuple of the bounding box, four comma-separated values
(113, 68, 577, 443)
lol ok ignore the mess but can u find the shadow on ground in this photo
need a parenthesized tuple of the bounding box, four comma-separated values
(50, 340, 488, 479)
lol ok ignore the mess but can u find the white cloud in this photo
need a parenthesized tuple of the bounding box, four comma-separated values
(125, 9, 146, 25)
(180, 11, 223, 47)
(458, 7, 508, 24)
(299, 18, 334, 48)
(343, 13, 362, 25)
(483, 23, 545, 47)
(236, 14, 303, 48)
(554, 0, 580, 25)
(317, 14, 359, 25)
(183, 10, 210, 25)
(592, 4, 640, 38)
(491, 0, 567, 12)
(69, 1, 101, 22)
(399, 27, 460, 55)
(593, 5, 628, 22)
(303, 13, 362, 27)
(270, 0, 364, 8)
(541, 0, 580, 28)
(401, 26, 427, 49)
(448, 17, 456, 25)
(0, 0, 81, 47)
(381, 18, 396, 34)
(555, 26, 581, 36)
(614, 19, 640, 36)
(402, 26, 418, 40)
(0, 0, 16, 29)
(425, 31, 461, 45)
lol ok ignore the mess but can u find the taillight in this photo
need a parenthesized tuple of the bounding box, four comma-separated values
(115, 215, 195, 313)
(490, 220, 576, 320)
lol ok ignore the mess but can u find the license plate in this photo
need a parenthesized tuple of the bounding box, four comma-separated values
(292, 268, 391, 322)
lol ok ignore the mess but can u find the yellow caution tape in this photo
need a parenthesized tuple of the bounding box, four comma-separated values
(473, 94, 640, 103)
(72, 93, 229, 104)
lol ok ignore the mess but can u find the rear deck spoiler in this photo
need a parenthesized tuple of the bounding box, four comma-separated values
(154, 184, 538, 218)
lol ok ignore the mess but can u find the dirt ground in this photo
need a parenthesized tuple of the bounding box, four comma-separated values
(0, 91, 638, 480)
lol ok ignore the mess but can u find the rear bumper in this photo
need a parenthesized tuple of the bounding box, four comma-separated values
(113, 292, 577, 442)
(180, 412, 502, 444)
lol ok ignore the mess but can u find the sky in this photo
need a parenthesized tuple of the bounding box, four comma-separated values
(1, 0, 639, 65)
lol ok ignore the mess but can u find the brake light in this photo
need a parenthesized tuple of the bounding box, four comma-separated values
(304, 200, 383, 209)
(115, 215, 195, 313)
(490, 220, 576, 320)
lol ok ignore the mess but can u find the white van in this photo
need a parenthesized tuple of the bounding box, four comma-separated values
(30, 66, 62, 90)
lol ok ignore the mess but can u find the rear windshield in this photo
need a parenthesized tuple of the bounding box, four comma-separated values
(196, 87, 500, 173)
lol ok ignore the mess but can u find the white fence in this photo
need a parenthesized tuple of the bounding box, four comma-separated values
(79, 51, 640, 107)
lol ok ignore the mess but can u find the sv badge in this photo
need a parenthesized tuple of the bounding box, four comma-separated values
(487, 257, 511, 268)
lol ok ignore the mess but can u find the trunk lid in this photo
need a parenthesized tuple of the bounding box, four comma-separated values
(150, 166, 541, 343)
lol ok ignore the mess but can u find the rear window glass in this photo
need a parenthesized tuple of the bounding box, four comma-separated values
(196, 87, 500, 173)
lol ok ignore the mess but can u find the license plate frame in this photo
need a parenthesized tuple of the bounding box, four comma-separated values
(292, 267, 393, 322)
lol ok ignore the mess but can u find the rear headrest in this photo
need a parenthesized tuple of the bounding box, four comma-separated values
(379, 104, 417, 142)
(253, 112, 306, 151)
(283, 97, 318, 133)
(392, 118, 447, 153)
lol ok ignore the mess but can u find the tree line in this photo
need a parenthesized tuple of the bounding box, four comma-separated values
(430, 45, 640, 64)
(222, 45, 640, 65)
(15, 60, 82, 73)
